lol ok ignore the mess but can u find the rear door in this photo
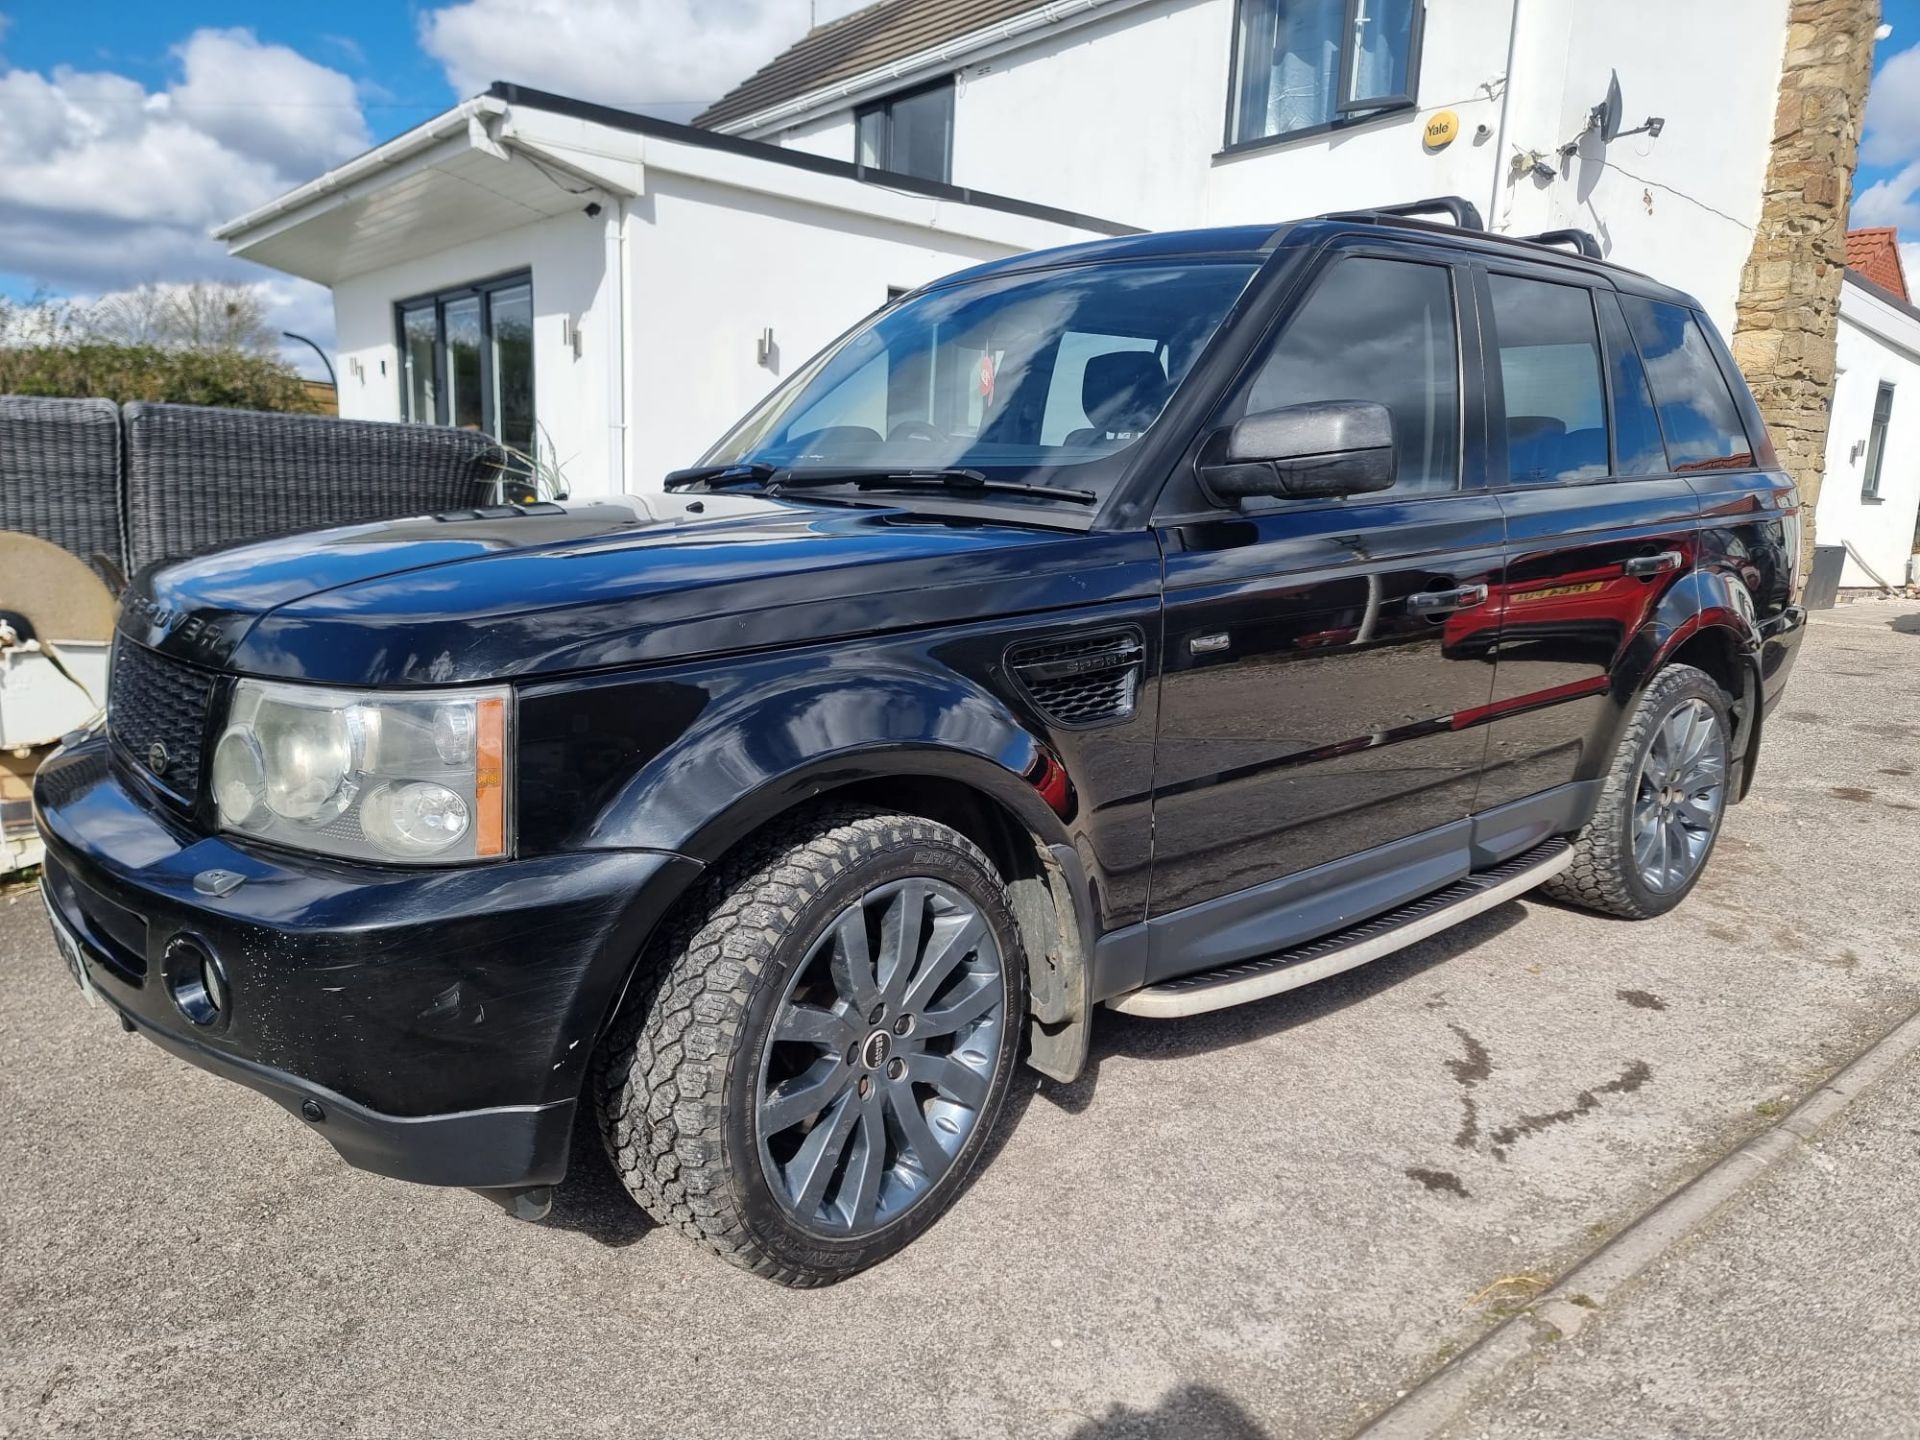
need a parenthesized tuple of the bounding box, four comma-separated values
(1144, 241, 1505, 981)
(1473, 263, 1702, 816)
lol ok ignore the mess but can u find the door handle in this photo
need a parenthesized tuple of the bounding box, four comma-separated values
(1408, 583, 1489, 615)
(1624, 550, 1685, 578)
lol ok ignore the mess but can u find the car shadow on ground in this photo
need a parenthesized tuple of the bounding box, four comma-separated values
(1038, 901, 1531, 1115)
(538, 1103, 656, 1247)
(1061, 1384, 1272, 1439)
(1888, 612, 1920, 636)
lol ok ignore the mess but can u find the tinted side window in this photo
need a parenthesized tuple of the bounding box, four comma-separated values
(1618, 296, 1754, 471)
(1243, 256, 1460, 493)
(1595, 291, 1669, 475)
(1487, 273, 1608, 484)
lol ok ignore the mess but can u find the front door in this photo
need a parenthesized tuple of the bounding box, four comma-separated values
(1145, 246, 1503, 983)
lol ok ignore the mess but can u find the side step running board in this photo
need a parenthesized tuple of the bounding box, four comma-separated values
(1108, 840, 1573, 1019)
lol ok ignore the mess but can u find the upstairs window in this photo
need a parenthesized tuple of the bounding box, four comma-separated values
(396, 272, 534, 457)
(1863, 382, 1894, 500)
(856, 80, 954, 182)
(1228, 0, 1423, 147)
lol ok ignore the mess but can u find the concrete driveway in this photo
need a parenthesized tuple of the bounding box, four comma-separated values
(4, 600, 1918, 1439)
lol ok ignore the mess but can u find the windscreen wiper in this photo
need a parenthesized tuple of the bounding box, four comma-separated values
(662, 461, 779, 491)
(770, 467, 1098, 504)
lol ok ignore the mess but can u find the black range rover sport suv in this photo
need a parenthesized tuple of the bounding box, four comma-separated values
(36, 198, 1804, 1285)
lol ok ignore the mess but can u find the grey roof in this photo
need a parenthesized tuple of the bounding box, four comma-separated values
(696, 0, 1052, 129)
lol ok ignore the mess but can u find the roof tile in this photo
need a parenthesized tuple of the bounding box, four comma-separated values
(1846, 227, 1908, 301)
(696, 0, 1053, 129)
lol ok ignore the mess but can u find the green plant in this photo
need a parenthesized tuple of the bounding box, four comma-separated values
(0, 341, 321, 412)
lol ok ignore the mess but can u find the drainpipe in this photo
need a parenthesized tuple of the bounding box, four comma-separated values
(1486, 0, 1523, 232)
(604, 196, 630, 495)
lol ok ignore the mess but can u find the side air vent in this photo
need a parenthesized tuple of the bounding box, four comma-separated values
(1006, 628, 1145, 729)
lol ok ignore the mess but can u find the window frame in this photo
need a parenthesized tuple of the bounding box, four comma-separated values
(1862, 381, 1894, 502)
(1334, 0, 1426, 115)
(853, 77, 955, 183)
(1198, 246, 1473, 508)
(1479, 265, 1613, 490)
(1221, 0, 1425, 153)
(392, 269, 535, 449)
(1615, 292, 1757, 476)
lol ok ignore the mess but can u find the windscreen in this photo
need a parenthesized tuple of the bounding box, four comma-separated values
(701, 260, 1259, 498)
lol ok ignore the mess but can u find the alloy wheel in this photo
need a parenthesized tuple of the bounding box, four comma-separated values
(1631, 696, 1726, 894)
(755, 878, 1007, 1237)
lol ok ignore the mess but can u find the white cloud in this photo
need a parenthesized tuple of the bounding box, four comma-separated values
(1862, 43, 1920, 168)
(168, 27, 371, 176)
(0, 28, 365, 376)
(417, 0, 818, 118)
(1853, 160, 1920, 231)
(1902, 242, 1920, 292)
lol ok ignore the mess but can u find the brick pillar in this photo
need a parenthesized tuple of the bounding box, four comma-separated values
(1731, 0, 1880, 574)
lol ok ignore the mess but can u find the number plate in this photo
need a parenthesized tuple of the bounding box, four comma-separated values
(40, 880, 100, 1008)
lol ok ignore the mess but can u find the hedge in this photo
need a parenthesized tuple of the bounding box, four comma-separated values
(0, 343, 322, 413)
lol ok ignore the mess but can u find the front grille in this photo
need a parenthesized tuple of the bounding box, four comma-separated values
(1007, 628, 1145, 728)
(108, 641, 217, 806)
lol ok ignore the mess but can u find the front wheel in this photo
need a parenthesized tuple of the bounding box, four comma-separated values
(593, 806, 1027, 1286)
(1544, 663, 1732, 919)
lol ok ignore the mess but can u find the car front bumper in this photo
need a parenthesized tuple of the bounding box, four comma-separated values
(33, 736, 701, 1190)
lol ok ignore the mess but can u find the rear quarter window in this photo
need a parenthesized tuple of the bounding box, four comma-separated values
(1618, 296, 1754, 471)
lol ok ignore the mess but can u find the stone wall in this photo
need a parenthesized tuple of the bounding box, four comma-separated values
(1731, 0, 1881, 574)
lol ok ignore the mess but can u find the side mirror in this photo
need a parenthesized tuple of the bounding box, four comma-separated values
(1196, 400, 1397, 502)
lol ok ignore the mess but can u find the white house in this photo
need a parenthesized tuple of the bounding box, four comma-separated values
(221, 0, 1808, 498)
(215, 87, 1126, 497)
(703, 0, 1791, 334)
(1814, 232, 1920, 589)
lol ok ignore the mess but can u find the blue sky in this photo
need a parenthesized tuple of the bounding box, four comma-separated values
(1, 2, 1917, 377)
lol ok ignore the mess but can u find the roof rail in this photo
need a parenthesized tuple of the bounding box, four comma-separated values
(1324, 195, 1486, 231)
(1521, 227, 1603, 259)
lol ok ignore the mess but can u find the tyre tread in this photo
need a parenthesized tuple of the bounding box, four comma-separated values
(593, 804, 1009, 1287)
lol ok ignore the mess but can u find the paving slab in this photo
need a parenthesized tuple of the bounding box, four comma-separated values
(1435, 1029, 1920, 1440)
(3, 598, 1917, 1439)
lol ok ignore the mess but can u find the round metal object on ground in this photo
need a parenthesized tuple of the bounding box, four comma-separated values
(1632, 696, 1726, 894)
(755, 877, 1006, 1238)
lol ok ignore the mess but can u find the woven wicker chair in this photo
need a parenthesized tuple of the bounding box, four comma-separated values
(0, 396, 125, 584)
(122, 403, 501, 574)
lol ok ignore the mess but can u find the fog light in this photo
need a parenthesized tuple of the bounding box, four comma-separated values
(164, 936, 227, 1028)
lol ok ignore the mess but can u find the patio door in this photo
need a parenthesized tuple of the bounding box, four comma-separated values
(397, 272, 534, 456)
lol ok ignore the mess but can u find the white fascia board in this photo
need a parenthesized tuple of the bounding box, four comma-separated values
(636, 129, 1101, 249)
(716, 0, 1155, 139)
(495, 108, 647, 197)
(220, 132, 480, 259)
(1840, 278, 1920, 364)
(215, 96, 507, 243)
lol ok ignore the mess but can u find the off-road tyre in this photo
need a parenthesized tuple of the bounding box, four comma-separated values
(592, 805, 1028, 1287)
(1543, 663, 1732, 920)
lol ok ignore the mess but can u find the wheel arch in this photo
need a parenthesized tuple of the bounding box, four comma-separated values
(597, 749, 1101, 1086)
(1611, 566, 1763, 802)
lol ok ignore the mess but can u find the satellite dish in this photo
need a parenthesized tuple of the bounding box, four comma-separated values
(1597, 71, 1624, 144)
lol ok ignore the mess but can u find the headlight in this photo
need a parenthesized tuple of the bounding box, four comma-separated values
(210, 679, 510, 863)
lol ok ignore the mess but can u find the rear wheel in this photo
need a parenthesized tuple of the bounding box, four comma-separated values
(1544, 663, 1731, 919)
(593, 806, 1027, 1286)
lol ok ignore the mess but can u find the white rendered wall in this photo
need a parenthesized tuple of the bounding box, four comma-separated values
(776, 109, 858, 162)
(1492, 0, 1789, 334)
(329, 210, 617, 493)
(757, 0, 1786, 331)
(623, 168, 1033, 488)
(1816, 282, 1920, 588)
